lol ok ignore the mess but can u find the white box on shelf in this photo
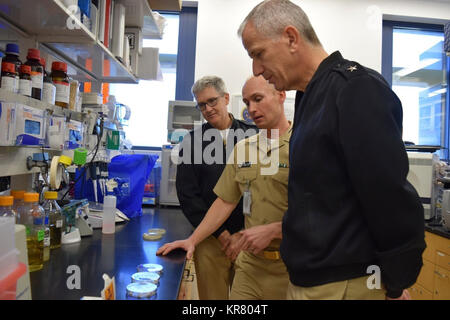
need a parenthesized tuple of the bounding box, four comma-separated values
(0, 102, 16, 146)
(47, 114, 66, 150)
(14, 104, 46, 146)
(125, 27, 143, 55)
(65, 119, 84, 150)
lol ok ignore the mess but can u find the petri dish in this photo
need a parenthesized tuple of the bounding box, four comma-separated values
(137, 263, 164, 274)
(126, 282, 157, 298)
(131, 272, 160, 285)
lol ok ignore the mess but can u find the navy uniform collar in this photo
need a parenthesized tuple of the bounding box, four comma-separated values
(304, 51, 343, 93)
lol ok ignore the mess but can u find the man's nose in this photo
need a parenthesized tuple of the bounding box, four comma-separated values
(252, 60, 264, 77)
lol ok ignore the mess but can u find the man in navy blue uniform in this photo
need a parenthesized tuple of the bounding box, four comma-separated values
(238, 0, 425, 300)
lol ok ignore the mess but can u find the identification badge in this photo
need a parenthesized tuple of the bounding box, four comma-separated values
(243, 180, 252, 216)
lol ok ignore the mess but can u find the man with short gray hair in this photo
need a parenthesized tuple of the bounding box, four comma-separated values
(175, 75, 257, 299)
(238, 0, 425, 300)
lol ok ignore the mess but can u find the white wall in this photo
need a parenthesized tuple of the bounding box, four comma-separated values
(194, 0, 450, 100)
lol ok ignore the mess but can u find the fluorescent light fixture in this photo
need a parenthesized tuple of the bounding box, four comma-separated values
(394, 58, 440, 77)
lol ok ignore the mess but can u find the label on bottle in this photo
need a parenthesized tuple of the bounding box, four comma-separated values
(42, 82, 56, 105)
(54, 81, 70, 104)
(31, 71, 43, 90)
(56, 219, 63, 228)
(37, 229, 45, 242)
(1, 76, 16, 92)
(26, 226, 30, 236)
(14, 76, 20, 94)
(44, 228, 50, 247)
(19, 78, 32, 96)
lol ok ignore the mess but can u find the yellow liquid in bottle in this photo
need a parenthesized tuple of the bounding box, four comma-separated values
(50, 225, 62, 249)
(27, 236, 44, 272)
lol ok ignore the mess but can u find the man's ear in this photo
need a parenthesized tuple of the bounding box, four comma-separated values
(224, 92, 230, 104)
(283, 25, 301, 52)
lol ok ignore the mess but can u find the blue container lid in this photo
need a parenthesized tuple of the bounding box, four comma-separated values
(34, 218, 43, 225)
(5, 43, 19, 55)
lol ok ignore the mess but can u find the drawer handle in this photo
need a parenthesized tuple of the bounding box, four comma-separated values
(437, 251, 445, 257)
(434, 270, 444, 277)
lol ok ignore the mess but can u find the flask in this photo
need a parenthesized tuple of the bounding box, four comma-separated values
(102, 195, 116, 234)
(23, 193, 45, 272)
(1, 62, 17, 93)
(3, 43, 21, 93)
(19, 65, 32, 97)
(42, 191, 64, 249)
(51, 62, 70, 108)
(24, 49, 44, 100)
(40, 58, 56, 105)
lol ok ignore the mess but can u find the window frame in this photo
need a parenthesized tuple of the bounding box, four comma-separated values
(382, 20, 450, 160)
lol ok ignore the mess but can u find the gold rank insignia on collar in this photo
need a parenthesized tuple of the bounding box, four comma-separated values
(238, 161, 252, 168)
(347, 65, 358, 72)
(279, 163, 288, 168)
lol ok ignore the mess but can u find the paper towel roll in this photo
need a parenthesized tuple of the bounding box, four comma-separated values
(112, 3, 126, 60)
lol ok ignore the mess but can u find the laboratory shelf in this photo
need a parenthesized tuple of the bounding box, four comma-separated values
(0, 89, 86, 122)
(0, 0, 143, 84)
(0, 146, 60, 176)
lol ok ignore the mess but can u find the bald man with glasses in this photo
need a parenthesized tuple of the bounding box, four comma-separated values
(175, 75, 258, 300)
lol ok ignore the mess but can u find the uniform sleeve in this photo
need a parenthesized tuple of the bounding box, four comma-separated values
(337, 75, 426, 298)
(176, 136, 211, 230)
(213, 162, 242, 205)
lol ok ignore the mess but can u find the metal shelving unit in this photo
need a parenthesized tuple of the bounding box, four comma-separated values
(0, 0, 163, 84)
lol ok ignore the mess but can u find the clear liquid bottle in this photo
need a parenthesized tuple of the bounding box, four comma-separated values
(11, 190, 25, 223)
(42, 191, 64, 249)
(23, 193, 45, 272)
(0, 196, 16, 223)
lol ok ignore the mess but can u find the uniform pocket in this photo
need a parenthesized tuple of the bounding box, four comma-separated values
(235, 168, 257, 184)
(270, 167, 289, 186)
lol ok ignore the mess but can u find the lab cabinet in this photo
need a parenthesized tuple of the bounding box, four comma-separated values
(410, 231, 450, 300)
(167, 100, 202, 143)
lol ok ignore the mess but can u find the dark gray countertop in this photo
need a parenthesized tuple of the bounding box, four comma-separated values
(29, 206, 193, 300)
(424, 221, 450, 239)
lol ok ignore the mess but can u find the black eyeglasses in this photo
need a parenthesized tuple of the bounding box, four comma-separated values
(196, 96, 220, 111)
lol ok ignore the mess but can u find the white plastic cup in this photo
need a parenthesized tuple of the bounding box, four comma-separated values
(102, 196, 116, 234)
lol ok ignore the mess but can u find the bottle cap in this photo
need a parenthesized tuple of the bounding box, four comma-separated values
(24, 193, 40, 203)
(10, 190, 25, 200)
(27, 48, 41, 61)
(2, 62, 16, 74)
(44, 191, 58, 200)
(52, 61, 67, 73)
(0, 196, 14, 206)
(5, 43, 19, 55)
(34, 217, 43, 225)
(20, 65, 31, 75)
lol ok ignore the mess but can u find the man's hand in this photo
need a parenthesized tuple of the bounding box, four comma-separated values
(225, 232, 243, 261)
(217, 230, 231, 251)
(156, 238, 196, 259)
(386, 289, 411, 300)
(236, 223, 281, 255)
